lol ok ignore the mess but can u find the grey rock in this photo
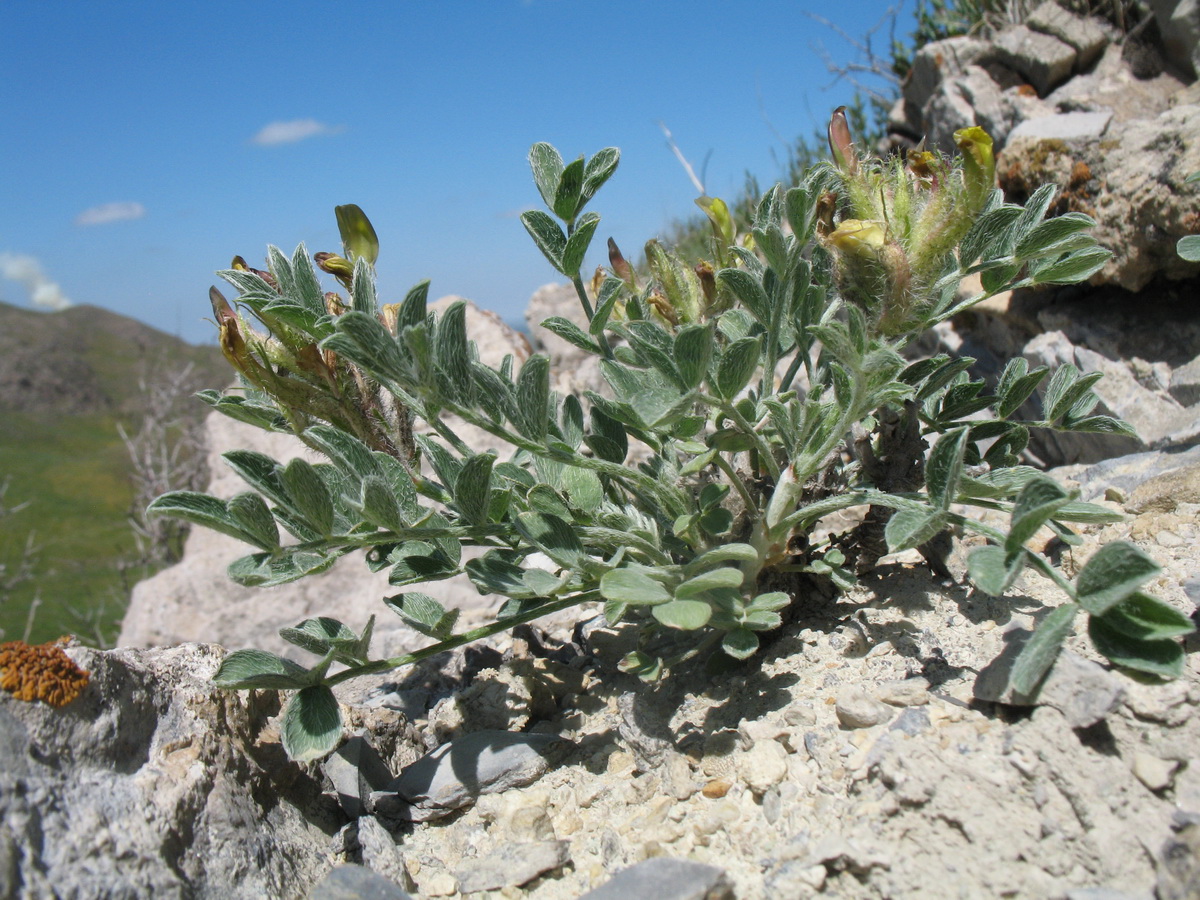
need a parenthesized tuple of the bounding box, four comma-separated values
(1065, 889, 1151, 900)
(1170, 357, 1200, 407)
(974, 638, 1124, 728)
(993, 25, 1078, 95)
(890, 707, 932, 736)
(1027, 1, 1108, 68)
(371, 730, 569, 821)
(1007, 101, 1200, 291)
(835, 686, 892, 729)
(903, 36, 990, 113)
(454, 840, 570, 893)
(324, 736, 396, 818)
(1150, 0, 1200, 78)
(353, 816, 417, 892)
(308, 864, 414, 900)
(1186, 577, 1200, 605)
(1053, 444, 1200, 503)
(1007, 110, 1113, 142)
(1158, 823, 1200, 900)
(617, 690, 674, 769)
(577, 857, 734, 900)
(925, 66, 1022, 153)
(876, 676, 931, 707)
(0, 643, 343, 899)
(0, 708, 31, 778)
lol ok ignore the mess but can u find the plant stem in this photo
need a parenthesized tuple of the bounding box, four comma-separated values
(324, 591, 601, 687)
(699, 392, 781, 482)
(713, 452, 757, 512)
(571, 274, 596, 322)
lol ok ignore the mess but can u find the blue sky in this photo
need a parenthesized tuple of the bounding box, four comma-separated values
(1, 1, 912, 345)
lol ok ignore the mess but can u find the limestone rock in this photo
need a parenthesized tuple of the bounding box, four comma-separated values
(1027, 1, 1108, 68)
(998, 98, 1200, 292)
(455, 840, 571, 893)
(974, 640, 1125, 728)
(0, 643, 342, 899)
(1150, 0, 1200, 78)
(993, 25, 1078, 95)
(371, 730, 570, 822)
(577, 858, 734, 900)
(903, 36, 991, 115)
(308, 864, 414, 900)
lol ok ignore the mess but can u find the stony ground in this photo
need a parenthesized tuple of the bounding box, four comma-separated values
(329, 490, 1200, 900)
(5, 468, 1198, 899)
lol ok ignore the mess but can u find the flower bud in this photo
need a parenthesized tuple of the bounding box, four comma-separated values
(380, 303, 400, 335)
(906, 149, 941, 191)
(334, 204, 379, 265)
(210, 286, 256, 377)
(954, 126, 995, 208)
(695, 261, 719, 313)
(608, 237, 636, 287)
(231, 256, 277, 290)
(815, 191, 838, 238)
(315, 252, 355, 281)
(695, 195, 735, 246)
(828, 106, 859, 175)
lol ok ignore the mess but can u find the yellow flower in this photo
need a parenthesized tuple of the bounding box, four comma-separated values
(828, 219, 888, 258)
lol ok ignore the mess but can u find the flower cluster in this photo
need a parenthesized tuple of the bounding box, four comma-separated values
(821, 107, 996, 335)
(208, 205, 416, 463)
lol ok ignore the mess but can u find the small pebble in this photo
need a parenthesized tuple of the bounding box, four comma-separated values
(374, 731, 569, 821)
(575, 856, 733, 900)
(1131, 751, 1179, 792)
(1157, 530, 1185, 548)
(422, 872, 458, 897)
(890, 707, 931, 736)
(736, 741, 788, 794)
(876, 677, 931, 707)
(702, 778, 732, 799)
(835, 686, 892, 729)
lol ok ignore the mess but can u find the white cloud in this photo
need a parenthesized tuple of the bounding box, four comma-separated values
(75, 201, 146, 226)
(0, 252, 73, 310)
(251, 119, 343, 146)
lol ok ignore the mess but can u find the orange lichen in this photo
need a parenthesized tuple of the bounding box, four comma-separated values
(0, 637, 89, 707)
(1000, 142, 1098, 217)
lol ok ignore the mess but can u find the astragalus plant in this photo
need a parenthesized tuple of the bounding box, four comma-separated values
(150, 111, 1193, 761)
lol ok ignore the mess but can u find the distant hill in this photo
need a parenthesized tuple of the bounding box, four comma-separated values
(0, 302, 230, 645)
(0, 301, 228, 415)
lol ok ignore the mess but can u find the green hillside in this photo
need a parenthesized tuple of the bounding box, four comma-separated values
(0, 302, 228, 645)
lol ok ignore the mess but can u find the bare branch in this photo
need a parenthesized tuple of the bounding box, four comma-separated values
(803, 5, 905, 104)
(119, 356, 211, 567)
(658, 121, 706, 195)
